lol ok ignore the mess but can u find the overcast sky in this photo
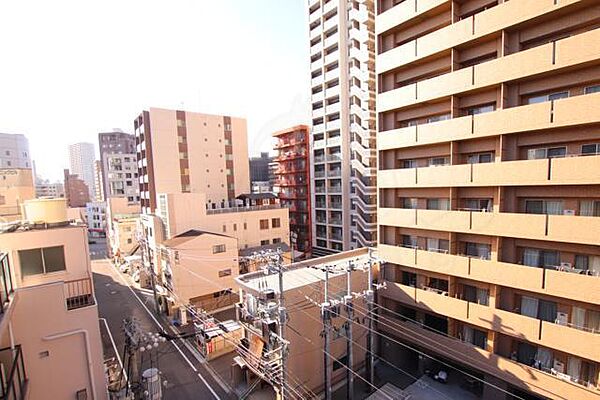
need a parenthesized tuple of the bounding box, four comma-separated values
(0, 0, 310, 181)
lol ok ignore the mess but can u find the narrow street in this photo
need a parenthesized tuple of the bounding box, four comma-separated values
(93, 259, 236, 400)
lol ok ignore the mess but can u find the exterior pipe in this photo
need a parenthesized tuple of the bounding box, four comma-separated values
(43, 329, 98, 400)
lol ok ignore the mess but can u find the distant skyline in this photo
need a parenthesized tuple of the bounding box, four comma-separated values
(0, 1, 310, 181)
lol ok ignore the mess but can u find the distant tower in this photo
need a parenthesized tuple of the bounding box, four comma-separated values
(68, 142, 96, 199)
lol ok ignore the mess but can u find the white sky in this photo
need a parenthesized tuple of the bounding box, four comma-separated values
(0, 0, 310, 181)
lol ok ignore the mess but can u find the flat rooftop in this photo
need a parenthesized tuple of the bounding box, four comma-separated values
(236, 248, 372, 294)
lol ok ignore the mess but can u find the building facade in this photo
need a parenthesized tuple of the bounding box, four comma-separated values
(249, 152, 273, 185)
(0, 168, 35, 221)
(308, 0, 377, 256)
(68, 142, 96, 200)
(0, 198, 107, 400)
(98, 130, 138, 204)
(106, 197, 140, 258)
(134, 108, 250, 215)
(35, 182, 65, 199)
(273, 125, 312, 258)
(64, 169, 90, 208)
(86, 201, 106, 237)
(93, 160, 104, 201)
(376, 1, 600, 399)
(0, 133, 31, 169)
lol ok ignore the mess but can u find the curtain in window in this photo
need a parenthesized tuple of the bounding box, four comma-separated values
(545, 201, 563, 215)
(538, 300, 557, 322)
(542, 251, 559, 268)
(462, 325, 474, 344)
(463, 285, 477, 302)
(427, 238, 439, 251)
(523, 249, 540, 267)
(568, 357, 582, 382)
(572, 307, 586, 330)
(580, 200, 594, 216)
(536, 348, 554, 370)
(590, 256, 600, 276)
(479, 244, 491, 260)
(439, 199, 450, 210)
(526, 200, 544, 214)
(521, 296, 539, 318)
(473, 329, 487, 349)
(517, 342, 537, 365)
(588, 310, 600, 334)
(477, 288, 490, 306)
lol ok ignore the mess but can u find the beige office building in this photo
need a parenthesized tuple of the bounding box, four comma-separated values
(376, 1, 600, 399)
(0, 198, 106, 400)
(134, 108, 250, 215)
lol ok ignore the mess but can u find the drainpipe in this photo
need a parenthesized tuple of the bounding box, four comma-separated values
(43, 329, 98, 400)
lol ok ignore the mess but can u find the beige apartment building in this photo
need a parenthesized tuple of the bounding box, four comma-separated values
(0, 198, 106, 399)
(376, 1, 600, 399)
(134, 108, 250, 215)
(106, 197, 140, 258)
(139, 192, 290, 313)
(0, 168, 34, 222)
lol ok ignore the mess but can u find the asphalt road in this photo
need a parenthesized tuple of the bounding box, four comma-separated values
(93, 259, 236, 400)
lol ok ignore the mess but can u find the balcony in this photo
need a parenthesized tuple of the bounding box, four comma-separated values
(0, 254, 15, 316)
(206, 204, 282, 215)
(64, 278, 94, 310)
(376, 314, 600, 400)
(378, 154, 600, 188)
(0, 345, 27, 399)
(380, 207, 600, 246)
(376, 0, 446, 36)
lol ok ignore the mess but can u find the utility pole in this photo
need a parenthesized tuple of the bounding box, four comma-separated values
(321, 265, 333, 400)
(365, 247, 375, 390)
(345, 260, 354, 400)
(276, 249, 287, 400)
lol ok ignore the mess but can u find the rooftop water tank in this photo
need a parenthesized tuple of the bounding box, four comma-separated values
(22, 198, 68, 224)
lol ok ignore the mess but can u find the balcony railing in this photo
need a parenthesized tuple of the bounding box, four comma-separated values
(64, 278, 94, 310)
(0, 345, 27, 400)
(207, 204, 282, 215)
(0, 254, 15, 315)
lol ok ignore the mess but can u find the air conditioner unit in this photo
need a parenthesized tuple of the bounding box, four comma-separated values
(563, 210, 575, 216)
(560, 262, 572, 269)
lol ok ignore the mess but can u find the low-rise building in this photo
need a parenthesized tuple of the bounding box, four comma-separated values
(106, 197, 140, 259)
(0, 168, 35, 222)
(0, 198, 107, 400)
(35, 181, 65, 199)
(64, 169, 90, 208)
(86, 201, 106, 237)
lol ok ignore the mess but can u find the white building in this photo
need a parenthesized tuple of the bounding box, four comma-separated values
(308, 0, 377, 256)
(0, 133, 31, 169)
(103, 154, 139, 202)
(86, 201, 106, 237)
(35, 182, 65, 198)
(68, 142, 96, 200)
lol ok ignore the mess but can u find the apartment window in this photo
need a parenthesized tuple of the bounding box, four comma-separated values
(522, 248, 559, 268)
(520, 296, 557, 323)
(218, 269, 232, 278)
(467, 103, 495, 115)
(18, 246, 66, 276)
(426, 238, 449, 253)
(580, 200, 600, 217)
(402, 198, 417, 209)
(213, 244, 226, 254)
(259, 219, 269, 230)
(582, 144, 600, 156)
(428, 157, 449, 167)
(527, 91, 569, 104)
(401, 160, 416, 169)
(426, 198, 450, 210)
(271, 218, 281, 228)
(527, 146, 567, 160)
(462, 285, 490, 306)
(427, 114, 451, 123)
(525, 199, 563, 215)
(465, 242, 491, 260)
(243, 222, 247, 230)
(461, 325, 487, 350)
(179, 152, 188, 159)
(222, 225, 226, 233)
(574, 255, 600, 274)
(233, 223, 237, 231)
(261, 239, 270, 246)
(401, 235, 417, 248)
(176, 119, 185, 127)
(585, 85, 600, 95)
(467, 153, 493, 164)
(401, 271, 417, 287)
(272, 238, 281, 244)
(465, 198, 492, 212)
(127, 238, 132, 244)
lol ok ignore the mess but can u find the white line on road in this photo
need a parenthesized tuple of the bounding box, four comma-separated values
(100, 317, 128, 383)
(105, 262, 222, 400)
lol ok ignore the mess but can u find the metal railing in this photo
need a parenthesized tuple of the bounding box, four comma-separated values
(0, 345, 27, 400)
(206, 204, 282, 215)
(64, 278, 94, 310)
(0, 254, 15, 315)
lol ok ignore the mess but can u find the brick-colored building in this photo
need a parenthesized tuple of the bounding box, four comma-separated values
(273, 125, 311, 258)
(63, 169, 90, 208)
(376, 1, 600, 399)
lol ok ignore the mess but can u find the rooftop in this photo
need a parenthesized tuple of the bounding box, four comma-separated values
(162, 229, 234, 247)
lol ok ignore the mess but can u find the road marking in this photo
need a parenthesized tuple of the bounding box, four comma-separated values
(100, 317, 128, 383)
(103, 261, 222, 400)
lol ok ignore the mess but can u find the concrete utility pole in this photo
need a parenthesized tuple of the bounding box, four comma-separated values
(321, 265, 333, 400)
(345, 260, 354, 400)
(365, 247, 375, 390)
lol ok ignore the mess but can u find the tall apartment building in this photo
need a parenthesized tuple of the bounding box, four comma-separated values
(308, 0, 377, 256)
(273, 125, 312, 258)
(68, 142, 96, 200)
(93, 160, 104, 201)
(249, 152, 273, 185)
(98, 130, 138, 202)
(0, 133, 31, 169)
(376, 1, 600, 399)
(134, 108, 250, 214)
(0, 198, 107, 400)
(64, 169, 90, 208)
